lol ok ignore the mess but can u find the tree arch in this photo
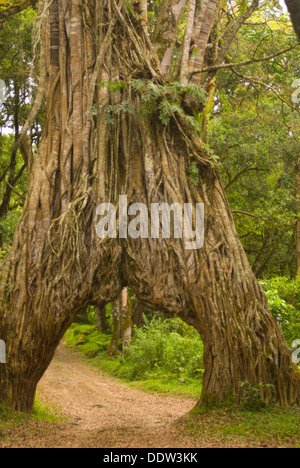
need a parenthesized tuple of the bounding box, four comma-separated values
(0, 0, 299, 413)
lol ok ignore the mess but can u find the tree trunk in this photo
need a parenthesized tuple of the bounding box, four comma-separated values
(295, 157, 300, 276)
(95, 306, 110, 334)
(121, 288, 132, 351)
(132, 300, 144, 329)
(285, 0, 300, 41)
(108, 298, 122, 357)
(0, 0, 299, 412)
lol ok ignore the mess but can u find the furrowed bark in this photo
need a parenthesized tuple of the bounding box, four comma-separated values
(0, 0, 299, 412)
(188, 0, 218, 84)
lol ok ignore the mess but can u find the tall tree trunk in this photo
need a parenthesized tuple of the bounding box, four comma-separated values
(132, 300, 144, 328)
(95, 305, 110, 334)
(152, 0, 187, 76)
(295, 157, 300, 276)
(108, 297, 122, 357)
(121, 288, 132, 351)
(188, 0, 218, 83)
(0, 0, 299, 413)
(285, 0, 300, 41)
(180, 0, 197, 84)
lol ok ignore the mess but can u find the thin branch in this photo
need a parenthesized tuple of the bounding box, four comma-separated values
(232, 210, 264, 220)
(232, 68, 300, 112)
(225, 167, 269, 190)
(12, 164, 26, 185)
(216, 0, 261, 64)
(6, 181, 26, 201)
(191, 41, 300, 75)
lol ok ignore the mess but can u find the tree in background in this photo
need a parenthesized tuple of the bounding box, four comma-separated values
(208, 4, 300, 277)
(0, 0, 299, 412)
(0, 0, 36, 23)
(0, 6, 40, 254)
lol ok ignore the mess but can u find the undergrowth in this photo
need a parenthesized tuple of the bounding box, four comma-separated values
(64, 316, 204, 399)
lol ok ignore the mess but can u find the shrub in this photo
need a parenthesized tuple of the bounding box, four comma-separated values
(64, 323, 111, 357)
(260, 279, 300, 346)
(122, 317, 204, 380)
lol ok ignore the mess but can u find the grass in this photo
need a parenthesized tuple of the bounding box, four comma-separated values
(72, 350, 203, 400)
(128, 376, 202, 399)
(66, 343, 300, 447)
(0, 396, 65, 446)
(63, 316, 300, 447)
(180, 406, 300, 447)
(63, 317, 204, 400)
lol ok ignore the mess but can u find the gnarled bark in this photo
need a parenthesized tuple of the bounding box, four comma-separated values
(0, 0, 299, 413)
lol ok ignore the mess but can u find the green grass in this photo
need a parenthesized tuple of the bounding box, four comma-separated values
(63, 317, 204, 400)
(180, 406, 300, 447)
(0, 396, 65, 445)
(32, 393, 65, 422)
(74, 351, 203, 400)
(128, 376, 202, 399)
(63, 315, 300, 447)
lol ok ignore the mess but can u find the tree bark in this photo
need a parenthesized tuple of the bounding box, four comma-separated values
(285, 0, 300, 41)
(121, 288, 132, 351)
(188, 0, 218, 83)
(108, 297, 122, 357)
(152, 0, 187, 76)
(95, 305, 110, 334)
(0, 0, 299, 412)
(180, 0, 196, 84)
(132, 300, 144, 328)
(295, 157, 300, 276)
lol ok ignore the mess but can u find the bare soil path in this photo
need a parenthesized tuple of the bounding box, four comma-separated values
(4, 344, 219, 448)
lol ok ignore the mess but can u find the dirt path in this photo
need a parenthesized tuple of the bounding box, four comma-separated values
(5, 344, 217, 448)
